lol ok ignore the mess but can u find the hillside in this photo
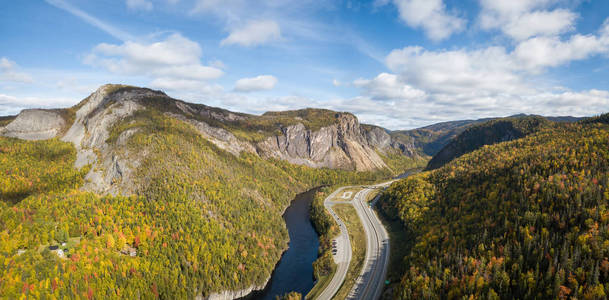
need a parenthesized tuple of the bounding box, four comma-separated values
(425, 116, 552, 170)
(0, 84, 421, 298)
(390, 114, 581, 164)
(389, 118, 494, 158)
(379, 116, 609, 299)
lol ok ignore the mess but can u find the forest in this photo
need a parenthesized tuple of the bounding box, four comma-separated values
(425, 116, 551, 170)
(0, 108, 393, 299)
(379, 114, 609, 299)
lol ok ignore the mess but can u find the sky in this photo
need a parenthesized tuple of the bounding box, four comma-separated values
(1, 0, 609, 129)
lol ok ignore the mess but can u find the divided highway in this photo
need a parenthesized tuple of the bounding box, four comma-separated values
(349, 184, 391, 300)
(316, 181, 394, 300)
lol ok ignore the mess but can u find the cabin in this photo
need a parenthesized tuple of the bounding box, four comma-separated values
(121, 246, 137, 257)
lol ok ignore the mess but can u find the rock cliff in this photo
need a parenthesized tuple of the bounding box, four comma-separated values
(256, 113, 387, 171)
(361, 124, 418, 157)
(1, 84, 420, 195)
(0, 109, 67, 140)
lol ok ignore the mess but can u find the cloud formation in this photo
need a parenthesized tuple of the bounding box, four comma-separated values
(0, 58, 33, 83)
(234, 75, 278, 92)
(221, 20, 281, 47)
(479, 0, 577, 41)
(45, 0, 135, 41)
(353, 73, 426, 101)
(345, 18, 609, 129)
(378, 0, 466, 41)
(126, 0, 153, 11)
(84, 33, 223, 90)
(0, 94, 75, 115)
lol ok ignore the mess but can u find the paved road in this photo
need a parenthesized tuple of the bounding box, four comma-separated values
(317, 187, 353, 300)
(348, 183, 392, 300)
(316, 182, 394, 300)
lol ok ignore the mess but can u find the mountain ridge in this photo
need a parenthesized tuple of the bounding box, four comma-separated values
(0, 84, 425, 195)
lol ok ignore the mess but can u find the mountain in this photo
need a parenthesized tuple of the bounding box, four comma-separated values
(390, 114, 581, 164)
(425, 116, 552, 170)
(581, 113, 609, 125)
(379, 114, 609, 299)
(388, 118, 492, 158)
(0, 84, 418, 299)
(0, 85, 422, 193)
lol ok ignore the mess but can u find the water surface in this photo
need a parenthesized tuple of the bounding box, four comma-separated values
(252, 188, 320, 299)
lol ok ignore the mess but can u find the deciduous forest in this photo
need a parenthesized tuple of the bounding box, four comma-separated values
(0, 108, 393, 299)
(380, 115, 609, 299)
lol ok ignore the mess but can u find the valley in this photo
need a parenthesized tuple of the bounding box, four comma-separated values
(4, 2, 609, 299)
(1, 84, 607, 300)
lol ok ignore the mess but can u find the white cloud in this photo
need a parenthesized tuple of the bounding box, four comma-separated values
(45, 0, 134, 41)
(478, 0, 577, 41)
(0, 94, 76, 115)
(385, 46, 526, 94)
(85, 33, 223, 81)
(208, 59, 226, 69)
(221, 20, 281, 47)
(353, 73, 426, 101)
(379, 0, 465, 41)
(503, 9, 577, 40)
(234, 75, 278, 92)
(514, 21, 609, 71)
(149, 78, 224, 94)
(343, 18, 609, 129)
(0, 58, 33, 83)
(126, 0, 153, 11)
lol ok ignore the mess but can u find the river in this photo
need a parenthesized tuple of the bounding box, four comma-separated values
(251, 188, 320, 299)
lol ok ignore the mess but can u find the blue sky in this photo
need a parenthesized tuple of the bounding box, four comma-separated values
(1, 0, 609, 129)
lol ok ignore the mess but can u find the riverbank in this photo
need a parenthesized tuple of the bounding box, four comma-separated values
(248, 188, 321, 300)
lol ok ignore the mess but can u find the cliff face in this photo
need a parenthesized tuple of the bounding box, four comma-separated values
(257, 113, 387, 171)
(1, 85, 413, 195)
(0, 109, 67, 140)
(361, 124, 418, 157)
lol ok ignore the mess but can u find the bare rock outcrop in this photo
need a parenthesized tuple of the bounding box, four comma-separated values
(257, 114, 387, 171)
(197, 277, 270, 300)
(1, 109, 66, 140)
(363, 125, 392, 150)
(3, 84, 400, 192)
(166, 112, 256, 156)
(62, 85, 154, 194)
(362, 124, 418, 157)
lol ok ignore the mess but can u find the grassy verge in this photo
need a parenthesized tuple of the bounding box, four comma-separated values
(333, 203, 366, 300)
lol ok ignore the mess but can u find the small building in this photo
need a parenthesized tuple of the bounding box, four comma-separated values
(121, 246, 137, 257)
(55, 249, 65, 258)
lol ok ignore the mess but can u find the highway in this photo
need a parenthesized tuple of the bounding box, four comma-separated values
(317, 187, 353, 300)
(316, 181, 393, 300)
(348, 183, 391, 300)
